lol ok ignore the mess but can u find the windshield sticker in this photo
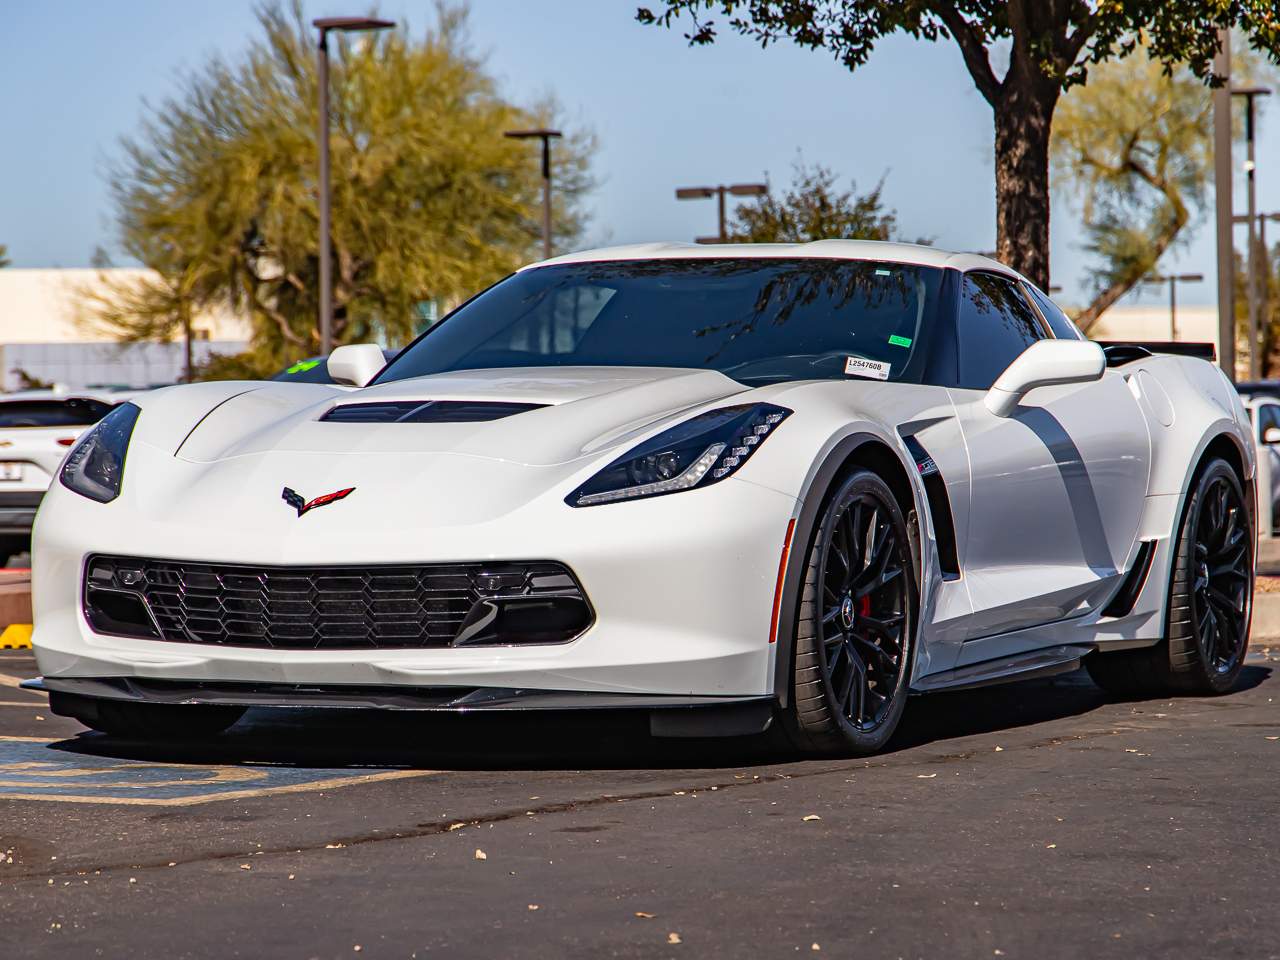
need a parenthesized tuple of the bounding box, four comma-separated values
(888, 334, 912, 348)
(845, 357, 891, 381)
(874, 268, 892, 276)
(285, 359, 322, 375)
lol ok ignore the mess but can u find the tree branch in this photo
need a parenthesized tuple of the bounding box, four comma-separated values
(930, 3, 1001, 105)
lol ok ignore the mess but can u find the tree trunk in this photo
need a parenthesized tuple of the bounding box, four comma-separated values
(993, 84, 1056, 291)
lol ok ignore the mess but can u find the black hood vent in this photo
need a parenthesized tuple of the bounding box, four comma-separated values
(321, 401, 546, 424)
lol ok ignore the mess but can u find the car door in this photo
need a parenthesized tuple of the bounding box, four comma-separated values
(947, 272, 1150, 651)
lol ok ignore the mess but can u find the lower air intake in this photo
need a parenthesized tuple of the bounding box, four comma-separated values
(83, 555, 592, 650)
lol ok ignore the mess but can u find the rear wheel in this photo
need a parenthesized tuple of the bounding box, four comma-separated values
(49, 692, 246, 740)
(782, 469, 917, 755)
(1087, 457, 1252, 696)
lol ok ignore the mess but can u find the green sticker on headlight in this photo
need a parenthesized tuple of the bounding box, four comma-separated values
(888, 335, 912, 348)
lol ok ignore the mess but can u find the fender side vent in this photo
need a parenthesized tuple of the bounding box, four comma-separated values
(1102, 540, 1157, 618)
(902, 435, 960, 580)
(321, 401, 546, 423)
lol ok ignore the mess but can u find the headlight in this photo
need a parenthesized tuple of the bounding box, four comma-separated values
(567, 403, 791, 507)
(59, 402, 141, 503)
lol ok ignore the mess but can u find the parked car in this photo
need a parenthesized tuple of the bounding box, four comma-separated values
(0, 389, 141, 565)
(1239, 392, 1280, 538)
(25, 241, 1255, 754)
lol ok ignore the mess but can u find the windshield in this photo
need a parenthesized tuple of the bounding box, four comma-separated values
(376, 258, 949, 387)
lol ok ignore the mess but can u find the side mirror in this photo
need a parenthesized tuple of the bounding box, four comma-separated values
(327, 343, 385, 388)
(1264, 427, 1280, 445)
(984, 340, 1106, 418)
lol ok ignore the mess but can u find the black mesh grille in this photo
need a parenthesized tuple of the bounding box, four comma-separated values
(320, 401, 545, 423)
(84, 556, 590, 650)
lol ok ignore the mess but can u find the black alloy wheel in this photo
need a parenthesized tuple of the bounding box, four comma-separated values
(786, 469, 916, 754)
(1188, 470, 1251, 678)
(1086, 457, 1252, 697)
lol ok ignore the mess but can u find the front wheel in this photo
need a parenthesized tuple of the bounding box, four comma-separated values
(781, 469, 917, 755)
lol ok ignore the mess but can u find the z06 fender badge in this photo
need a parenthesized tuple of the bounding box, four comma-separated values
(281, 486, 355, 517)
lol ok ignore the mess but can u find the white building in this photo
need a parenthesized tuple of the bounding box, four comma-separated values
(1086, 303, 1218, 345)
(0, 268, 250, 391)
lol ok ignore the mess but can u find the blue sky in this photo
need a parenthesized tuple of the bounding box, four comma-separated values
(2, 0, 1278, 310)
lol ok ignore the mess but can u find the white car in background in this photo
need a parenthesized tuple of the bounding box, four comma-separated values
(0, 389, 141, 565)
(1238, 391, 1280, 539)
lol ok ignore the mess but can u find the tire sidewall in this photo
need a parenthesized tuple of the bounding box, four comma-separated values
(1174, 459, 1252, 693)
(789, 469, 919, 754)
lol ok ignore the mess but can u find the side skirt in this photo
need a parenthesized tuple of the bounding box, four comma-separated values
(910, 644, 1094, 694)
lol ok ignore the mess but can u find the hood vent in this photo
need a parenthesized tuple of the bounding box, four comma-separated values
(320, 400, 546, 424)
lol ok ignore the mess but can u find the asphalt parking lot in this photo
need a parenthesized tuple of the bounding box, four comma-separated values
(2, 646, 1279, 960)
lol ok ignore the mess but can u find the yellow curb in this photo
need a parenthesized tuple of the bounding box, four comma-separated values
(0, 624, 33, 649)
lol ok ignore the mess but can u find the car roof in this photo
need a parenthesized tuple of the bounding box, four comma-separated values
(527, 239, 1027, 283)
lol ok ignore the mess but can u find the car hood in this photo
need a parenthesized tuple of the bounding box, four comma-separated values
(171, 366, 751, 467)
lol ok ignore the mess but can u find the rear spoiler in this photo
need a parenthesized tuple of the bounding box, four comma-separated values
(1096, 340, 1216, 363)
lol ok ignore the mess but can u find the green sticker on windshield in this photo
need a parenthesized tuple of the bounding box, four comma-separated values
(888, 335, 912, 348)
(285, 359, 322, 375)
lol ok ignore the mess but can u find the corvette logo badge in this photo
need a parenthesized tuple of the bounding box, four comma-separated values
(281, 486, 355, 518)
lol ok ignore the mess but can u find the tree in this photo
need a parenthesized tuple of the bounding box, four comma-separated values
(1052, 42, 1279, 332)
(636, 1, 1280, 290)
(0, 245, 9, 269)
(1051, 51, 1212, 332)
(91, 2, 594, 372)
(726, 160, 901, 243)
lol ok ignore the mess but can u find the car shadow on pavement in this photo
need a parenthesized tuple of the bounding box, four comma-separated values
(44, 665, 1272, 772)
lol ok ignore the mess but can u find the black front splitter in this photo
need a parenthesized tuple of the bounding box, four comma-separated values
(22, 676, 775, 738)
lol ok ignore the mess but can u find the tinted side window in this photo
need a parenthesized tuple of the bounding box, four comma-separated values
(1258, 404, 1280, 438)
(1024, 283, 1083, 340)
(0, 399, 113, 428)
(956, 273, 1045, 389)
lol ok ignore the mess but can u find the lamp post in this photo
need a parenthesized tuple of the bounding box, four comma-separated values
(505, 129, 563, 260)
(1232, 85, 1272, 379)
(313, 16, 394, 356)
(675, 183, 768, 243)
(1149, 272, 1204, 341)
(1213, 30, 1235, 379)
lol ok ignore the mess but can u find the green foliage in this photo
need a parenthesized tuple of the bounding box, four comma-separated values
(92, 1, 594, 372)
(726, 160, 901, 243)
(638, 2, 1280, 287)
(0, 245, 9, 269)
(1051, 51, 1211, 331)
(636, 2, 1280, 92)
(1053, 43, 1280, 331)
(1234, 241, 1280, 376)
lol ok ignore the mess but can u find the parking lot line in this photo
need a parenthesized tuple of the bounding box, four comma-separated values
(0, 736, 438, 806)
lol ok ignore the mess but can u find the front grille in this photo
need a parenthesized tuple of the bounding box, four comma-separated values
(84, 555, 592, 650)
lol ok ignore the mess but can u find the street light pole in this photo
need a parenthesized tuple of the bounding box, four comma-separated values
(505, 129, 563, 260)
(675, 183, 768, 243)
(313, 16, 395, 356)
(1150, 272, 1204, 341)
(1213, 31, 1235, 380)
(1232, 86, 1272, 380)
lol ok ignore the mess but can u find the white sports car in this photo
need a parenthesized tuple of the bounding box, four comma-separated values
(26, 242, 1256, 754)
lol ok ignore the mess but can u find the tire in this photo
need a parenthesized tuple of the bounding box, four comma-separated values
(781, 469, 918, 755)
(49, 692, 246, 740)
(1086, 457, 1252, 697)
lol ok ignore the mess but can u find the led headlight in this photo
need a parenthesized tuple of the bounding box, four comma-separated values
(567, 403, 791, 507)
(59, 402, 141, 503)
